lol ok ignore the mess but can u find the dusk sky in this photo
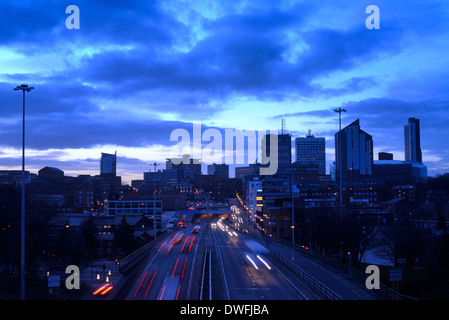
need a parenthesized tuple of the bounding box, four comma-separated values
(1, 0, 448, 184)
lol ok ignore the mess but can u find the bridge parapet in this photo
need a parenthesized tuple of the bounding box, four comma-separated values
(179, 209, 231, 215)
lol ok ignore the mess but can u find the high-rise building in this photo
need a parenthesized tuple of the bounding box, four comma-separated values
(295, 130, 326, 176)
(244, 177, 263, 223)
(378, 152, 393, 160)
(144, 169, 179, 186)
(404, 117, 422, 163)
(100, 152, 117, 176)
(262, 133, 291, 175)
(335, 119, 373, 181)
(207, 163, 229, 178)
(235, 163, 262, 180)
(166, 155, 202, 178)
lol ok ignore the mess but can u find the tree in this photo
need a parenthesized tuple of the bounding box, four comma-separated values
(374, 225, 401, 268)
(80, 217, 99, 261)
(375, 217, 426, 281)
(25, 201, 55, 277)
(113, 217, 136, 254)
(433, 230, 449, 268)
(397, 218, 426, 281)
(336, 214, 377, 266)
(52, 219, 84, 266)
(0, 185, 20, 275)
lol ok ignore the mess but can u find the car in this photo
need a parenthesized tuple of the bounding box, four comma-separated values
(191, 225, 201, 233)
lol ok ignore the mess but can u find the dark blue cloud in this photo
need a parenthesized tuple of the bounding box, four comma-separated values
(1, 0, 449, 178)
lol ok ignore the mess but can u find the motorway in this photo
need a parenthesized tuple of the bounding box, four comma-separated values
(106, 215, 317, 300)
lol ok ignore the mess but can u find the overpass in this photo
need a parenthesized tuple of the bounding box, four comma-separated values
(179, 209, 231, 215)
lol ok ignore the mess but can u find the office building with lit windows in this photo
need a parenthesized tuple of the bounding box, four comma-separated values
(335, 119, 373, 181)
(295, 130, 326, 176)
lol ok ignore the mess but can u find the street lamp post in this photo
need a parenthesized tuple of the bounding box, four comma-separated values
(152, 162, 160, 240)
(348, 251, 352, 279)
(333, 107, 346, 222)
(289, 166, 300, 250)
(291, 167, 295, 249)
(13, 84, 34, 300)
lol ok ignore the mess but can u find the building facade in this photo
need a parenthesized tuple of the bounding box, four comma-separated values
(262, 133, 292, 175)
(235, 163, 261, 179)
(100, 152, 117, 176)
(404, 117, 422, 163)
(106, 199, 163, 229)
(166, 155, 202, 179)
(295, 130, 326, 176)
(335, 119, 373, 181)
(244, 177, 263, 223)
(38, 166, 64, 179)
(207, 163, 229, 178)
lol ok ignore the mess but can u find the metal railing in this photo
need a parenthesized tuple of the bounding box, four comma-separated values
(118, 231, 172, 273)
(269, 236, 417, 300)
(234, 224, 417, 300)
(270, 250, 342, 300)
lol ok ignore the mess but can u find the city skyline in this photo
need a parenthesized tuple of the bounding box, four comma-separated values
(1, 1, 449, 184)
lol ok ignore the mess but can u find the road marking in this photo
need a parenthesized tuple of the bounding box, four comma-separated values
(212, 229, 230, 300)
(209, 249, 212, 300)
(187, 225, 204, 299)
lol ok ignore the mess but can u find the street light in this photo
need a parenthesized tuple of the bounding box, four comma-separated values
(347, 251, 352, 279)
(333, 107, 346, 222)
(289, 165, 299, 250)
(13, 84, 34, 300)
(152, 162, 160, 240)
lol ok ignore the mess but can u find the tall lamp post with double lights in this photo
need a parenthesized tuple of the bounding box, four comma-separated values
(333, 107, 346, 222)
(14, 84, 34, 300)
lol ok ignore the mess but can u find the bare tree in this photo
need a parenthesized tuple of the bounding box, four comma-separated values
(374, 217, 426, 281)
(374, 225, 401, 268)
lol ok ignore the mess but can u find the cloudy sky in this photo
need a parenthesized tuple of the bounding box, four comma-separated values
(0, 0, 448, 184)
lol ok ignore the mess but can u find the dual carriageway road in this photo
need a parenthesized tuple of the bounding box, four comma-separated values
(104, 215, 318, 300)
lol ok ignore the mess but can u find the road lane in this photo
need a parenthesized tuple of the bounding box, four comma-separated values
(210, 221, 308, 300)
(114, 215, 318, 300)
(124, 218, 209, 300)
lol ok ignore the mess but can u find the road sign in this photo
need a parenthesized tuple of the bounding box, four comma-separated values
(291, 255, 296, 261)
(389, 269, 402, 282)
(48, 275, 60, 288)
